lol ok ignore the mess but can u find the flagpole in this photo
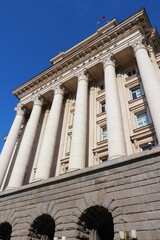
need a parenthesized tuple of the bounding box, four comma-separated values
(96, 15, 106, 31)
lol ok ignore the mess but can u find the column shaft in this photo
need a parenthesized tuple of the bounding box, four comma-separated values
(133, 39, 160, 143)
(30, 109, 49, 182)
(0, 106, 25, 186)
(55, 98, 70, 176)
(34, 85, 64, 180)
(7, 97, 43, 188)
(88, 84, 96, 166)
(103, 55, 127, 159)
(69, 70, 88, 170)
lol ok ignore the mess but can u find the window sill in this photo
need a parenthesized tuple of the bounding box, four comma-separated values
(97, 139, 108, 145)
(125, 74, 140, 81)
(97, 112, 106, 117)
(133, 123, 153, 133)
(97, 89, 105, 94)
(128, 95, 145, 104)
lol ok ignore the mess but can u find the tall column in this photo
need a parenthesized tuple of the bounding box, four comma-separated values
(133, 38, 160, 143)
(34, 85, 64, 180)
(0, 105, 25, 187)
(68, 70, 89, 170)
(7, 96, 43, 188)
(103, 55, 127, 159)
(29, 109, 49, 182)
(55, 98, 71, 176)
(88, 83, 96, 166)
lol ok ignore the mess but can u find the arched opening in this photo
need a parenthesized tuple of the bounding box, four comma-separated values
(28, 214, 55, 240)
(78, 205, 114, 240)
(0, 222, 12, 240)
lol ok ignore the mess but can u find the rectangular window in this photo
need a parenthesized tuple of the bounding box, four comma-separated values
(100, 156, 108, 163)
(100, 101, 106, 113)
(99, 82, 105, 91)
(66, 134, 72, 155)
(101, 126, 107, 140)
(136, 112, 150, 128)
(130, 86, 142, 100)
(140, 142, 155, 151)
(126, 68, 136, 77)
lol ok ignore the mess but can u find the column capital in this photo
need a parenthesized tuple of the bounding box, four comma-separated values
(77, 69, 89, 82)
(102, 54, 115, 68)
(33, 95, 44, 106)
(132, 37, 146, 53)
(15, 105, 26, 116)
(54, 83, 65, 96)
(45, 108, 50, 114)
(89, 81, 96, 91)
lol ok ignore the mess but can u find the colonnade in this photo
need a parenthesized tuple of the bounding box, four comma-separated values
(0, 38, 160, 189)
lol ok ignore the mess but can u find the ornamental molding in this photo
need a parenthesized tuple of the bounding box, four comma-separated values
(131, 37, 147, 53)
(12, 9, 153, 100)
(15, 105, 26, 116)
(76, 68, 90, 81)
(101, 53, 115, 68)
(33, 95, 44, 106)
(54, 83, 65, 96)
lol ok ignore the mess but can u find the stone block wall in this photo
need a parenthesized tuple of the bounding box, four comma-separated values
(0, 147, 160, 240)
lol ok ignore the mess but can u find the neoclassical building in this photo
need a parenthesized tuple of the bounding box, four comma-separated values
(0, 9, 160, 240)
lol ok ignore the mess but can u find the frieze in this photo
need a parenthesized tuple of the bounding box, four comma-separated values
(13, 10, 153, 100)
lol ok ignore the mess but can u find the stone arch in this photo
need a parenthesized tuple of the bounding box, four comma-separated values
(78, 205, 114, 240)
(0, 222, 12, 240)
(28, 214, 55, 240)
(0, 209, 16, 227)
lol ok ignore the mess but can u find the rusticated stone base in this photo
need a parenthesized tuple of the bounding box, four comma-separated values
(0, 147, 160, 240)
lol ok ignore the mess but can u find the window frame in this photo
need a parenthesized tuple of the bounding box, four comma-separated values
(98, 82, 105, 91)
(140, 142, 155, 151)
(130, 86, 142, 100)
(100, 126, 107, 141)
(99, 155, 108, 163)
(135, 111, 150, 128)
(126, 67, 137, 78)
(100, 100, 106, 113)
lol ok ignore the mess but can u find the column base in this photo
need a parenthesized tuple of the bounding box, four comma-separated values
(108, 154, 126, 160)
(67, 168, 80, 173)
(33, 177, 46, 182)
(5, 185, 17, 190)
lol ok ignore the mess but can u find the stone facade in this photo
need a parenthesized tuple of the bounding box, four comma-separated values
(0, 148, 160, 240)
(0, 9, 160, 240)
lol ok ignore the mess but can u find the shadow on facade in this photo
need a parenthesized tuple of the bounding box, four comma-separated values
(28, 214, 55, 240)
(78, 205, 114, 240)
(0, 222, 12, 240)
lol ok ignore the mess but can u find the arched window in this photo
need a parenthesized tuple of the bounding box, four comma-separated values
(0, 222, 12, 240)
(78, 205, 114, 240)
(28, 214, 55, 240)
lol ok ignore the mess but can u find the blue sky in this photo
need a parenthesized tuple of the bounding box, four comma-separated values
(0, 0, 160, 151)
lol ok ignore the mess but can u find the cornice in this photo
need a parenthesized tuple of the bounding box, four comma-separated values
(13, 9, 154, 100)
(49, 19, 118, 65)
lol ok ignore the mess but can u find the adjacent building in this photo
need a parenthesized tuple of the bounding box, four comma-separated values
(0, 9, 160, 240)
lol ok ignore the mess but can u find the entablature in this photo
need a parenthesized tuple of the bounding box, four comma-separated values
(12, 9, 155, 100)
